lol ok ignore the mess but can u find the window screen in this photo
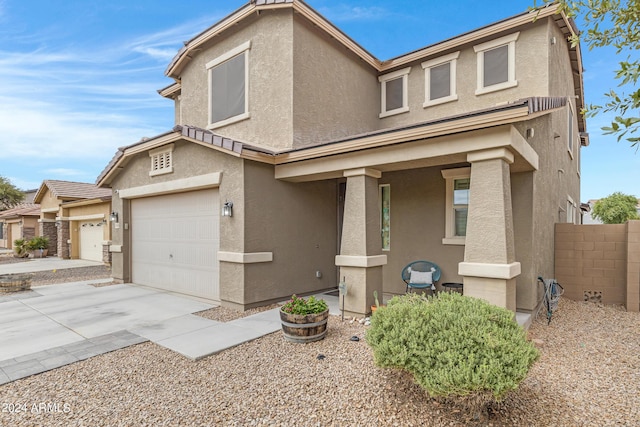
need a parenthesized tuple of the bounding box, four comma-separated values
(453, 178, 470, 236)
(211, 53, 245, 124)
(430, 62, 451, 100)
(380, 185, 390, 250)
(483, 45, 508, 87)
(385, 77, 404, 111)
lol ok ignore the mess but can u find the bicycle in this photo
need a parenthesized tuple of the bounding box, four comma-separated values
(537, 276, 564, 324)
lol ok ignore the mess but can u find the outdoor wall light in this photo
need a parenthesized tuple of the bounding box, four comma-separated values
(110, 211, 119, 223)
(222, 201, 233, 217)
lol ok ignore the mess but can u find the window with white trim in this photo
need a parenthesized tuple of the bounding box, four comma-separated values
(149, 144, 174, 177)
(422, 51, 460, 107)
(441, 167, 470, 245)
(473, 32, 519, 95)
(379, 67, 411, 118)
(379, 184, 390, 251)
(567, 103, 575, 158)
(566, 196, 576, 224)
(207, 41, 250, 129)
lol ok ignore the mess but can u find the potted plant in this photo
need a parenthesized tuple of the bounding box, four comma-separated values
(26, 236, 49, 258)
(12, 239, 29, 258)
(280, 294, 329, 343)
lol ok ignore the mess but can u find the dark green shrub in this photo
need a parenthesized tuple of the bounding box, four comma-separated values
(366, 292, 538, 401)
(25, 236, 49, 251)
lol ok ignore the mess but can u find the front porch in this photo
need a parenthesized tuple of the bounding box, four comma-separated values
(276, 124, 540, 318)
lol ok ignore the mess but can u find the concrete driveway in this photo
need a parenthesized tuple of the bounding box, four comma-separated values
(0, 258, 338, 385)
(0, 281, 292, 385)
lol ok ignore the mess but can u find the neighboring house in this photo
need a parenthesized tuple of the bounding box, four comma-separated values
(582, 198, 640, 224)
(0, 204, 41, 249)
(33, 180, 112, 263)
(97, 1, 587, 316)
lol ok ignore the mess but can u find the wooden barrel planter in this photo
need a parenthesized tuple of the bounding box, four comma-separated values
(280, 308, 329, 343)
(0, 274, 33, 293)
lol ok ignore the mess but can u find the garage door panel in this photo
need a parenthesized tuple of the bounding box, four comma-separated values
(79, 221, 104, 262)
(131, 189, 220, 301)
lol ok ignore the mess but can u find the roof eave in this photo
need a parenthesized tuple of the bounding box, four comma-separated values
(165, 0, 381, 79)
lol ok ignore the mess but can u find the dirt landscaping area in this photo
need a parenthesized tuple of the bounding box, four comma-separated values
(1, 285, 639, 427)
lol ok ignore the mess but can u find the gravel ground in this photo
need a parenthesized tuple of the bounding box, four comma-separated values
(1, 295, 639, 426)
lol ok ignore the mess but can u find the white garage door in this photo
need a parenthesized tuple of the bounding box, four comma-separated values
(79, 221, 104, 262)
(131, 189, 220, 301)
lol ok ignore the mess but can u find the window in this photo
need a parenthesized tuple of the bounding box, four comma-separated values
(566, 196, 576, 224)
(149, 144, 174, 177)
(379, 67, 411, 118)
(380, 184, 390, 251)
(567, 104, 575, 157)
(473, 32, 519, 95)
(441, 167, 471, 245)
(207, 41, 250, 129)
(421, 51, 460, 107)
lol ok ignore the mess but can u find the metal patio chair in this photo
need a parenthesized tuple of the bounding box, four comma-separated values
(401, 260, 442, 294)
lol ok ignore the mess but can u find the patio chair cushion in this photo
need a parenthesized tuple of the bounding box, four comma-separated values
(410, 270, 433, 285)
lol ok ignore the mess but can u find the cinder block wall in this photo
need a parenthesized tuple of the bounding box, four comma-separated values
(555, 221, 639, 311)
(626, 221, 640, 311)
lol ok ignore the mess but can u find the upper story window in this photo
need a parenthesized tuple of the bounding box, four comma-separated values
(379, 67, 411, 118)
(566, 196, 576, 224)
(568, 103, 575, 158)
(474, 32, 519, 95)
(149, 144, 174, 177)
(441, 167, 470, 245)
(421, 51, 460, 107)
(207, 41, 251, 129)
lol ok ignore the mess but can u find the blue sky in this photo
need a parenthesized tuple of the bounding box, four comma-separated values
(0, 0, 636, 201)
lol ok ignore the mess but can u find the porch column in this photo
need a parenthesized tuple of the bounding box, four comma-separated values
(459, 148, 520, 311)
(57, 219, 70, 259)
(336, 168, 386, 317)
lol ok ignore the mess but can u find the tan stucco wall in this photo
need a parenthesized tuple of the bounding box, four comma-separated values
(237, 160, 338, 306)
(178, 9, 294, 151)
(378, 19, 549, 130)
(379, 167, 465, 295)
(38, 188, 61, 213)
(291, 15, 379, 148)
(108, 140, 245, 284)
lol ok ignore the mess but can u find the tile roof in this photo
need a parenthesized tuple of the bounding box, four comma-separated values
(36, 180, 112, 203)
(95, 126, 256, 186)
(0, 203, 40, 219)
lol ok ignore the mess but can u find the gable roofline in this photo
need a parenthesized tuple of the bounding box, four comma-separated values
(161, 1, 584, 127)
(33, 180, 112, 204)
(165, 0, 379, 78)
(0, 203, 40, 219)
(165, 1, 567, 77)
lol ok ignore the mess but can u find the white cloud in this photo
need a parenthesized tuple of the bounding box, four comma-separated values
(0, 96, 160, 161)
(43, 168, 85, 177)
(317, 4, 390, 22)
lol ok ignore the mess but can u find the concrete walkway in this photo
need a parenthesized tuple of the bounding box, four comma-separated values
(0, 276, 340, 385)
(0, 257, 105, 274)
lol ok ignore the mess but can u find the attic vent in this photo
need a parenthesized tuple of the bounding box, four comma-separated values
(149, 144, 174, 177)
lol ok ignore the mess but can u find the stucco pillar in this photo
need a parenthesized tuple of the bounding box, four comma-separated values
(459, 148, 520, 311)
(336, 168, 386, 317)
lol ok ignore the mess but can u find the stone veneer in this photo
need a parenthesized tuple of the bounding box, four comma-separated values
(57, 221, 70, 259)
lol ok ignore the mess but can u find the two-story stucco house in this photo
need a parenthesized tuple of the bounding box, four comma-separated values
(97, 0, 588, 317)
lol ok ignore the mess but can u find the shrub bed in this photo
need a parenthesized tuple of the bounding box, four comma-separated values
(366, 292, 538, 405)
